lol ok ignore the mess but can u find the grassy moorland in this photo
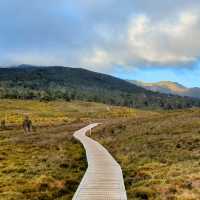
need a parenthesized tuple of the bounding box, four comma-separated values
(0, 124, 86, 200)
(1, 99, 200, 200)
(93, 109, 200, 200)
(0, 99, 137, 200)
(0, 99, 138, 127)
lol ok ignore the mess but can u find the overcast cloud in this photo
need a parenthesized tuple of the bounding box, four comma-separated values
(0, 0, 200, 72)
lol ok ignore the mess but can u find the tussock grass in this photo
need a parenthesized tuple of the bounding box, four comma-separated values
(0, 99, 138, 200)
(93, 109, 200, 200)
(0, 99, 138, 127)
(0, 124, 87, 200)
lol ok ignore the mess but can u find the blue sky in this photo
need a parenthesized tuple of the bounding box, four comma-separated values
(0, 0, 200, 87)
(113, 64, 200, 88)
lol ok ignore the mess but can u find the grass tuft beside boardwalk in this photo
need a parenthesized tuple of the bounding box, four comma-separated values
(0, 99, 138, 200)
(2, 99, 199, 199)
(92, 109, 200, 200)
(0, 124, 87, 200)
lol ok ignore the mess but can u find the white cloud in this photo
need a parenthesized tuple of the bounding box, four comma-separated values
(1, 0, 200, 71)
(81, 8, 200, 70)
(82, 49, 110, 66)
(127, 10, 200, 65)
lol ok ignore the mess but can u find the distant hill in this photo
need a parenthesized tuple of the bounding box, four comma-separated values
(0, 65, 200, 109)
(129, 80, 200, 99)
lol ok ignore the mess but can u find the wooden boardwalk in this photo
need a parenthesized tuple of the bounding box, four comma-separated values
(72, 123, 127, 200)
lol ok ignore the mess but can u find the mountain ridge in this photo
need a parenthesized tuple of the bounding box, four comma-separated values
(0, 65, 200, 109)
(128, 80, 200, 99)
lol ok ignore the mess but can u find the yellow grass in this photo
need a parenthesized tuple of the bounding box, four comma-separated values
(0, 99, 140, 127)
(0, 99, 140, 200)
(92, 108, 200, 200)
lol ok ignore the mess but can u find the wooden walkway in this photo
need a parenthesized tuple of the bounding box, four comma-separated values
(72, 123, 127, 200)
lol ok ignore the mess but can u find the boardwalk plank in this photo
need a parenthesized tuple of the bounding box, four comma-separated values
(72, 124, 127, 200)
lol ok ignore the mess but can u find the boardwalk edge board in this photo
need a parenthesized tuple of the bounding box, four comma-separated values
(72, 123, 127, 200)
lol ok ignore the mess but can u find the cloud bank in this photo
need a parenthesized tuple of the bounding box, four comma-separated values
(0, 0, 200, 72)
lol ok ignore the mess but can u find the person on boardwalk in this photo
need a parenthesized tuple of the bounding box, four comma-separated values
(23, 116, 32, 134)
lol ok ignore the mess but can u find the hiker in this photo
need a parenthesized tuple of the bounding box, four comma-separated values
(1, 120, 6, 129)
(23, 116, 32, 134)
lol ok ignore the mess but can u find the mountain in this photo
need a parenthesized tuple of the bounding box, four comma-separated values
(0, 65, 200, 109)
(185, 87, 200, 99)
(129, 80, 200, 99)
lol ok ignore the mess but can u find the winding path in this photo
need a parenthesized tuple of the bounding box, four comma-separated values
(72, 123, 127, 200)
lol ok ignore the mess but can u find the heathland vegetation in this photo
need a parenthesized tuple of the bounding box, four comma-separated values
(92, 109, 200, 200)
(1, 66, 200, 200)
(1, 100, 200, 199)
(0, 100, 136, 200)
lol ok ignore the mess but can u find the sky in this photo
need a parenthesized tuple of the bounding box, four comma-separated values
(0, 0, 200, 87)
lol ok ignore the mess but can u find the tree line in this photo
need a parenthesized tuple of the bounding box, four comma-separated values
(0, 85, 199, 110)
